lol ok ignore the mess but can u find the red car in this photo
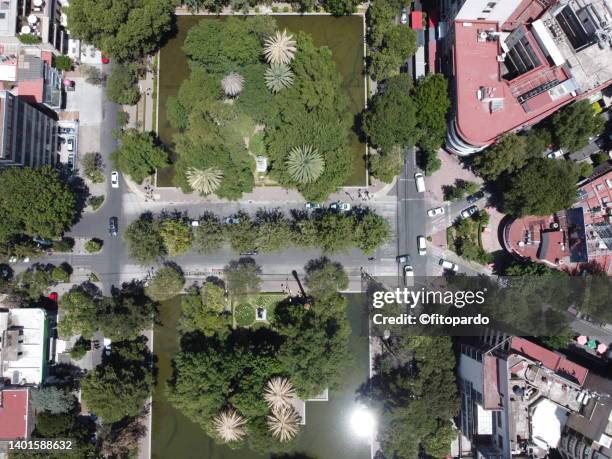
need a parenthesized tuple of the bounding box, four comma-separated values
(101, 52, 110, 64)
(48, 292, 58, 303)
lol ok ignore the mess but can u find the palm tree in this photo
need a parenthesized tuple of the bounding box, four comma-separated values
(264, 377, 296, 411)
(265, 63, 294, 93)
(267, 406, 300, 442)
(221, 72, 244, 97)
(186, 167, 223, 195)
(212, 409, 246, 443)
(264, 30, 297, 65)
(285, 145, 324, 184)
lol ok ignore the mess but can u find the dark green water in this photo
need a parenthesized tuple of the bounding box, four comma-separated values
(157, 15, 366, 187)
(151, 295, 371, 459)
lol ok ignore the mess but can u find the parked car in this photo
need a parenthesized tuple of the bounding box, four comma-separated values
(239, 250, 259, 256)
(66, 137, 74, 152)
(547, 149, 565, 159)
(109, 216, 118, 236)
(400, 8, 408, 24)
(414, 172, 426, 192)
(101, 52, 110, 64)
(58, 127, 74, 135)
(439, 259, 459, 272)
(417, 235, 427, 255)
(427, 207, 445, 217)
(403, 264, 414, 283)
(67, 154, 74, 170)
(330, 201, 351, 212)
(461, 205, 478, 219)
(467, 190, 485, 204)
(111, 171, 119, 189)
(396, 254, 411, 264)
(223, 217, 241, 225)
(48, 292, 58, 303)
(305, 202, 323, 210)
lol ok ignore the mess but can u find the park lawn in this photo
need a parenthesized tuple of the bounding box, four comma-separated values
(231, 292, 288, 327)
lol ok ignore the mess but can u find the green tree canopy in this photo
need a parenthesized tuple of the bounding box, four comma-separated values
(183, 17, 276, 74)
(66, 0, 175, 61)
(193, 213, 225, 255)
(34, 413, 75, 437)
(179, 283, 230, 336)
(412, 74, 450, 154)
(30, 387, 76, 414)
(14, 266, 53, 300)
(225, 258, 262, 297)
(304, 257, 349, 299)
(369, 26, 417, 81)
(0, 167, 75, 241)
(145, 264, 185, 301)
(473, 130, 554, 181)
(265, 33, 353, 202)
(124, 212, 166, 264)
(552, 100, 605, 152)
(111, 130, 168, 184)
(106, 63, 140, 105)
(322, 0, 359, 15)
(81, 338, 153, 423)
(503, 158, 578, 216)
(370, 146, 404, 183)
(58, 283, 154, 341)
(363, 74, 417, 152)
(159, 218, 193, 256)
(362, 336, 460, 459)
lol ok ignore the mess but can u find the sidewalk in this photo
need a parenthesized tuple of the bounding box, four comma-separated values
(124, 168, 397, 205)
(426, 149, 483, 204)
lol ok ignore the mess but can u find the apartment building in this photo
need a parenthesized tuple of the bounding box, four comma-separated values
(441, 0, 612, 155)
(457, 336, 612, 458)
(0, 89, 57, 167)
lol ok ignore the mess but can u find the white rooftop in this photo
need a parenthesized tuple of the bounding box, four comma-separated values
(0, 308, 47, 385)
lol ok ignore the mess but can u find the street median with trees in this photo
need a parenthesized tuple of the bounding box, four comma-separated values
(124, 207, 390, 264)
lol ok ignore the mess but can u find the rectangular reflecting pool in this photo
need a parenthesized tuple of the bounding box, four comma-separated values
(151, 294, 371, 459)
(157, 14, 366, 188)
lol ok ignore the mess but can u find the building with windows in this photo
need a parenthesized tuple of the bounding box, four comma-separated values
(0, 89, 57, 167)
(457, 335, 612, 458)
(441, 0, 612, 155)
(0, 308, 48, 385)
(503, 165, 612, 273)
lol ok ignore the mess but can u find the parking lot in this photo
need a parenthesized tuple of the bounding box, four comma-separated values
(57, 121, 79, 171)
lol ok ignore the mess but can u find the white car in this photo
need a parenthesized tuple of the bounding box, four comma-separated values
(439, 259, 459, 272)
(400, 9, 408, 24)
(547, 149, 564, 159)
(330, 202, 351, 212)
(403, 264, 414, 283)
(111, 171, 119, 189)
(427, 207, 445, 217)
(417, 236, 427, 255)
(414, 172, 426, 192)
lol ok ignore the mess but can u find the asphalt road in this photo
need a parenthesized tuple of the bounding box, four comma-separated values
(397, 148, 427, 279)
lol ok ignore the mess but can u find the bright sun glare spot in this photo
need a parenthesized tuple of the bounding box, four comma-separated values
(349, 405, 376, 439)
